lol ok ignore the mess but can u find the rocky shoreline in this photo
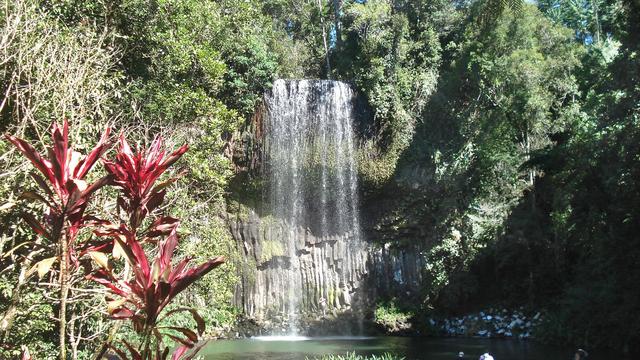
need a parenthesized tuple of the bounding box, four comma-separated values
(426, 308, 543, 340)
(209, 308, 543, 341)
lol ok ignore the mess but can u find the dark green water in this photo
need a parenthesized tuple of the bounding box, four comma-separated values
(199, 336, 619, 359)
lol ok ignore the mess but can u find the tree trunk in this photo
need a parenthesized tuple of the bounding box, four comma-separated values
(69, 312, 77, 360)
(592, 0, 601, 43)
(0, 270, 24, 339)
(316, 0, 332, 76)
(332, 0, 342, 47)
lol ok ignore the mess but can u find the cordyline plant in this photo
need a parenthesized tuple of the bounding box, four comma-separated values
(6, 123, 226, 360)
(87, 134, 224, 359)
(5, 120, 111, 360)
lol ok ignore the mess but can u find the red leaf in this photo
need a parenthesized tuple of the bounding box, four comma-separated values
(184, 341, 208, 360)
(166, 256, 225, 304)
(159, 144, 189, 172)
(113, 236, 137, 267)
(50, 121, 69, 187)
(123, 340, 142, 360)
(105, 135, 188, 211)
(117, 196, 129, 213)
(111, 307, 135, 320)
(156, 280, 171, 300)
(190, 309, 206, 335)
(166, 333, 194, 347)
(119, 133, 135, 164)
(74, 126, 111, 179)
(157, 228, 179, 275)
(165, 327, 198, 343)
(146, 216, 179, 238)
(145, 189, 166, 214)
(22, 213, 51, 240)
(87, 271, 129, 297)
(4, 135, 56, 187)
(171, 345, 190, 360)
(65, 179, 84, 209)
(83, 174, 113, 198)
(145, 136, 165, 170)
(127, 236, 150, 281)
(30, 172, 54, 199)
(79, 239, 113, 255)
(167, 258, 191, 283)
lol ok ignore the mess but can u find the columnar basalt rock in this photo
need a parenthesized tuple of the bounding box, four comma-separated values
(230, 212, 369, 320)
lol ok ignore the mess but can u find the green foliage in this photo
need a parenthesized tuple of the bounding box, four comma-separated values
(373, 301, 414, 333)
(0, 1, 123, 357)
(0, 282, 56, 359)
(394, 0, 640, 352)
(538, 0, 618, 43)
(371, 3, 583, 310)
(334, 0, 447, 186)
(259, 240, 285, 263)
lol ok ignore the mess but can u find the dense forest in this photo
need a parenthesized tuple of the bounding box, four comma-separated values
(1, 0, 639, 358)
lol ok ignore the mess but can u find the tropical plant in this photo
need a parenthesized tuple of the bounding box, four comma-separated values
(4, 119, 111, 360)
(87, 134, 225, 359)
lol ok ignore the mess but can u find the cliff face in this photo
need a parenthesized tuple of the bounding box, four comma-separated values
(227, 80, 427, 331)
(227, 209, 427, 324)
(229, 210, 368, 319)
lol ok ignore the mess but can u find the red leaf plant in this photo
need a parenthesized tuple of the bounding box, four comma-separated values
(104, 134, 188, 231)
(88, 135, 224, 360)
(5, 119, 112, 360)
(4, 119, 112, 258)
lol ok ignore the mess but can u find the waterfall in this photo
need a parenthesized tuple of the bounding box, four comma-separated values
(233, 79, 368, 334)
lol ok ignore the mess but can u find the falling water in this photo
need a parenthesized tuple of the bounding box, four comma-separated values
(242, 79, 367, 334)
(230, 80, 438, 336)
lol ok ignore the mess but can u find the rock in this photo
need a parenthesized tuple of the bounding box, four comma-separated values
(430, 309, 542, 340)
(509, 319, 523, 328)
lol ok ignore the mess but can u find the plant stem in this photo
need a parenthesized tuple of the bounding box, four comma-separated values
(140, 326, 153, 360)
(59, 231, 70, 360)
(92, 322, 122, 360)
